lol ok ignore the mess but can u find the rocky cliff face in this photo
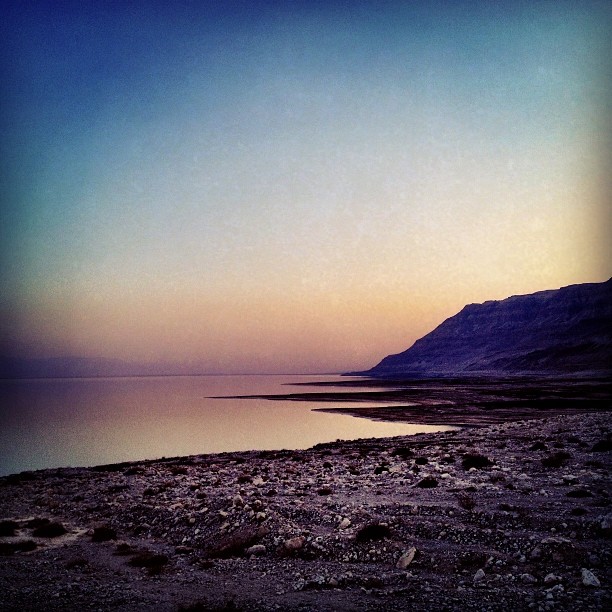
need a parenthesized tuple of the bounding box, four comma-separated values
(362, 278, 612, 377)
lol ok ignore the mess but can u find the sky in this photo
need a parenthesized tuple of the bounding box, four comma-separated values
(0, 0, 610, 375)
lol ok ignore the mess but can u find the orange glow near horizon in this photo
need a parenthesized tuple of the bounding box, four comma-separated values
(1, 2, 610, 374)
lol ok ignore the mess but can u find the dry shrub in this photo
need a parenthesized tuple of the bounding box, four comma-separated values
(355, 523, 391, 542)
(541, 452, 571, 468)
(457, 493, 476, 511)
(462, 453, 493, 470)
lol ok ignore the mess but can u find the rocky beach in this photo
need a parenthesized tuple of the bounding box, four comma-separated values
(1, 408, 610, 611)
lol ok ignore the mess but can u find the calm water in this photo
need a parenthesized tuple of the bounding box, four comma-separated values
(0, 375, 452, 476)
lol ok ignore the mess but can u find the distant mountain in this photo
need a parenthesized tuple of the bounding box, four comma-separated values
(357, 279, 612, 377)
(0, 356, 194, 379)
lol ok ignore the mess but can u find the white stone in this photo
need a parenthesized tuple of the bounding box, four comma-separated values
(284, 536, 306, 551)
(544, 573, 561, 584)
(581, 568, 601, 587)
(396, 547, 417, 569)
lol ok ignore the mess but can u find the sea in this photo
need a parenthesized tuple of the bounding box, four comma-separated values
(0, 374, 452, 476)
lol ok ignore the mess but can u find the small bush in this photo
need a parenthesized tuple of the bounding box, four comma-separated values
(170, 466, 188, 476)
(0, 520, 18, 536)
(541, 452, 571, 468)
(178, 600, 242, 612)
(128, 552, 169, 575)
(530, 441, 547, 451)
(457, 493, 476, 511)
(92, 526, 117, 542)
(456, 551, 487, 570)
(0, 540, 36, 555)
(462, 453, 493, 470)
(123, 466, 144, 475)
(65, 558, 89, 569)
(416, 476, 439, 489)
(566, 489, 592, 498)
(391, 447, 414, 459)
(114, 542, 135, 556)
(569, 507, 587, 516)
(592, 439, 612, 452)
(32, 521, 67, 538)
(355, 523, 391, 542)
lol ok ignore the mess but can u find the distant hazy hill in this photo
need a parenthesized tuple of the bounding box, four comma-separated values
(0, 356, 187, 379)
(358, 279, 612, 377)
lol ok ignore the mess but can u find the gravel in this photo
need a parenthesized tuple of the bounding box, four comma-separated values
(0, 412, 610, 611)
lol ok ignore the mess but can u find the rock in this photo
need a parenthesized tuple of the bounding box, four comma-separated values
(520, 573, 537, 584)
(232, 494, 244, 507)
(338, 518, 351, 530)
(581, 568, 601, 587)
(396, 547, 417, 569)
(544, 574, 562, 585)
(529, 547, 542, 560)
(245, 544, 266, 557)
(473, 568, 486, 583)
(546, 584, 564, 597)
(284, 536, 306, 551)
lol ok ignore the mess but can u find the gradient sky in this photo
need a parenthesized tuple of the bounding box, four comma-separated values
(1, 0, 610, 374)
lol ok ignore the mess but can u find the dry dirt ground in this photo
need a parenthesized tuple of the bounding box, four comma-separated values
(0, 412, 610, 611)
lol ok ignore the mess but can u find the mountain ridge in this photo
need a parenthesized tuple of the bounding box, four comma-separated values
(355, 278, 612, 377)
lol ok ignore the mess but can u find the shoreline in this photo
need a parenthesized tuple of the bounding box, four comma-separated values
(313, 404, 606, 428)
(1, 411, 610, 611)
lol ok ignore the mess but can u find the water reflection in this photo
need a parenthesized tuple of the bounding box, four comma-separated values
(0, 375, 453, 475)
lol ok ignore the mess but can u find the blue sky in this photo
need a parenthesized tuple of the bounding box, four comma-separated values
(1, 1, 610, 373)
